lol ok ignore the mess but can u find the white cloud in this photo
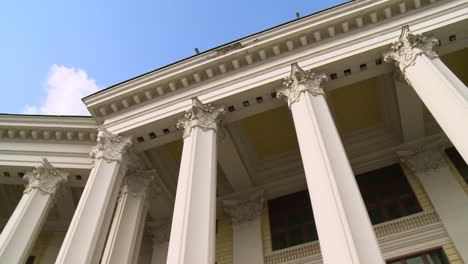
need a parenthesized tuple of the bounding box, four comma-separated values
(23, 65, 99, 115)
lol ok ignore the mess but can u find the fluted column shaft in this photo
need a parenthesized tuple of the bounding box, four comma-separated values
(399, 140, 468, 262)
(101, 170, 155, 264)
(55, 128, 132, 264)
(384, 26, 468, 163)
(277, 64, 384, 264)
(166, 98, 224, 264)
(0, 159, 68, 263)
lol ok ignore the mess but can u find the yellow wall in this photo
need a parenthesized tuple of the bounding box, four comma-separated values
(443, 243, 465, 264)
(401, 163, 465, 263)
(261, 201, 273, 254)
(216, 211, 233, 264)
(400, 163, 434, 211)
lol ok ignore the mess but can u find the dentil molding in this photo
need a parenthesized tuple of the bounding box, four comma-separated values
(277, 63, 328, 107)
(383, 26, 440, 73)
(176, 97, 225, 138)
(24, 158, 69, 195)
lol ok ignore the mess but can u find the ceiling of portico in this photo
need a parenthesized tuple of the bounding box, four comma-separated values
(441, 48, 468, 86)
(330, 77, 383, 135)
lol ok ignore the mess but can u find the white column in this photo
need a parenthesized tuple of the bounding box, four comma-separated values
(223, 192, 264, 264)
(55, 128, 133, 264)
(384, 26, 468, 163)
(166, 98, 224, 264)
(398, 140, 468, 262)
(277, 63, 384, 264)
(0, 159, 68, 263)
(150, 224, 171, 264)
(101, 170, 155, 264)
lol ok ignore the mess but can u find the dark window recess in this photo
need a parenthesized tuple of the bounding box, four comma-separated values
(330, 73, 338, 80)
(357, 164, 422, 225)
(268, 190, 318, 251)
(387, 248, 448, 264)
(26, 256, 35, 264)
(445, 147, 468, 183)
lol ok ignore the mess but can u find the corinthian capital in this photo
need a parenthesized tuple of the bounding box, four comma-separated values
(24, 158, 69, 195)
(121, 169, 155, 197)
(223, 191, 264, 226)
(176, 98, 225, 138)
(383, 26, 440, 73)
(397, 138, 450, 174)
(277, 63, 328, 107)
(90, 128, 132, 163)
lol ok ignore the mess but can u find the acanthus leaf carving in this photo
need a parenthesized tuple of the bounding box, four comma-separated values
(121, 169, 155, 198)
(383, 25, 440, 73)
(152, 223, 172, 244)
(90, 127, 132, 163)
(24, 158, 69, 195)
(277, 63, 328, 107)
(397, 137, 450, 174)
(222, 191, 264, 226)
(176, 97, 225, 138)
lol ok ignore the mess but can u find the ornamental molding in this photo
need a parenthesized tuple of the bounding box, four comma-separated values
(222, 191, 264, 226)
(121, 169, 155, 197)
(152, 223, 172, 244)
(383, 26, 440, 73)
(90, 127, 132, 163)
(397, 137, 450, 174)
(84, 0, 444, 121)
(0, 115, 97, 143)
(176, 98, 225, 138)
(277, 63, 328, 107)
(24, 158, 69, 195)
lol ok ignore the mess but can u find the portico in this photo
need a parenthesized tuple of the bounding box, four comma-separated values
(0, 0, 468, 263)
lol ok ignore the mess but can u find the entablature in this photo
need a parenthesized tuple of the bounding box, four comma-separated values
(94, 0, 467, 138)
(84, 0, 466, 131)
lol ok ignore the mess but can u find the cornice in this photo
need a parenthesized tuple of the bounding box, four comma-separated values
(83, 0, 448, 122)
(103, 0, 468, 135)
(0, 115, 98, 144)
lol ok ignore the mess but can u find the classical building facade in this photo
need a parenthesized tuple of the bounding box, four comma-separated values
(0, 0, 467, 263)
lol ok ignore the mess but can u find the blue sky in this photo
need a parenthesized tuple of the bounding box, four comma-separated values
(0, 0, 348, 115)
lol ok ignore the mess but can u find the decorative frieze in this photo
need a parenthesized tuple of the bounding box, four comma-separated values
(277, 63, 328, 107)
(222, 191, 263, 225)
(176, 98, 225, 138)
(88, 0, 441, 119)
(90, 128, 133, 163)
(24, 158, 69, 195)
(383, 26, 440, 73)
